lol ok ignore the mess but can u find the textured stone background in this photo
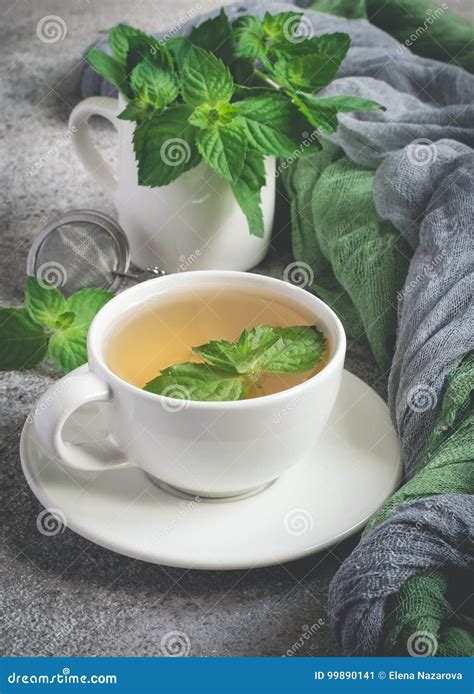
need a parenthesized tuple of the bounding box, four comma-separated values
(0, 0, 468, 657)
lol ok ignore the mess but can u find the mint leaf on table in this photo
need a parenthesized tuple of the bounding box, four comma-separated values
(196, 122, 247, 182)
(25, 276, 66, 329)
(87, 49, 130, 96)
(48, 326, 88, 373)
(231, 153, 266, 237)
(144, 362, 248, 401)
(0, 280, 114, 373)
(181, 47, 234, 107)
(0, 308, 48, 370)
(64, 288, 114, 328)
(130, 61, 179, 109)
(134, 106, 200, 187)
(189, 8, 234, 65)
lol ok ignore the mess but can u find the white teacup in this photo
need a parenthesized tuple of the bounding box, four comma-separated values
(34, 271, 346, 499)
(68, 97, 275, 273)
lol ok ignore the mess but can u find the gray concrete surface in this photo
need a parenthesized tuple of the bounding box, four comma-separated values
(1, 0, 467, 658)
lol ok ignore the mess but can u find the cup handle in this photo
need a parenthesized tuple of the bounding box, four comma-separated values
(33, 369, 131, 472)
(68, 96, 120, 195)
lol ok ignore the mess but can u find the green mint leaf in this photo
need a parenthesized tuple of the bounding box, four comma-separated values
(261, 11, 305, 43)
(193, 326, 282, 374)
(65, 288, 114, 329)
(189, 8, 234, 65)
(87, 49, 130, 96)
(144, 362, 247, 401)
(134, 106, 201, 187)
(274, 54, 337, 91)
(109, 24, 150, 65)
(291, 92, 338, 133)
(260, 326, 326, 373)
(125, 35, 172, 75)
(55, 311, 75, 330)
(188, 102, 237, 129)
(0, 308, 48, 370)
(181, 46, 233, 107)
(231, 153, 266, 237)
(117, 99, 153, 122)
(235, 94, 309, 157)
(194, 325, 326, 376)
(196, 122, 247, 182)
(234, 12, 305, 64)
(293, 93, 384, 133)
(25, 276, 66, 329)
(48, 326, 88, 373)
(277, 32, 350, 64)
(130, 61, 179, 109)
(233, 15, 268, 62)
(311, 95, 385, 113)
(166, 36, 192, 71)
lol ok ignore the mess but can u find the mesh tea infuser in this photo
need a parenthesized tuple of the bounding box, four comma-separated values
(26, 210, 165, 296)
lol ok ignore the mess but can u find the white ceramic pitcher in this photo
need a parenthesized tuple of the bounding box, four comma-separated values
(68, 96, 275, 273)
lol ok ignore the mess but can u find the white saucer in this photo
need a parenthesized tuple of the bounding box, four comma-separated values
(20, 370, 401, 570)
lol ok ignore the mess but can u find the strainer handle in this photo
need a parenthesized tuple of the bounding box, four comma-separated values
(34, 369, 131, 472)
(68, 97, 120, 195)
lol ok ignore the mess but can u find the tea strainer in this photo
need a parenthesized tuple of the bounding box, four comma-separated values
(26, 210, 165, 296)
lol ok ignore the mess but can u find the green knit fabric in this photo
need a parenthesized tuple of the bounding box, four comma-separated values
(307, 0, 474, 73)
(384, 572, 474, 656)
(284, 141, 411, 371)
(364, 355, 474, 535)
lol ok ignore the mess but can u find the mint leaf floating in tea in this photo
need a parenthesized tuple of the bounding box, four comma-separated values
(144, 325, 327, 402)
(145, 362, 248, 402)
(86, 10, 385, 237)
(0, 277, 113, 373)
